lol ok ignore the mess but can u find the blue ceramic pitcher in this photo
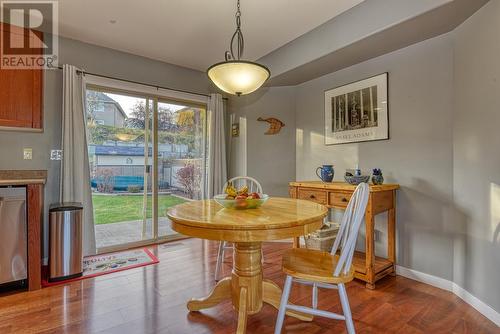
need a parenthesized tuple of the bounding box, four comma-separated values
(316, 165, 334, 182)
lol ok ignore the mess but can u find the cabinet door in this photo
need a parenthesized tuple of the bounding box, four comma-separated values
(0, 23, 43, 129)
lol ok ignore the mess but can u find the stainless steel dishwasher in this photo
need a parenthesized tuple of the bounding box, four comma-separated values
(0, 186, 27, 286)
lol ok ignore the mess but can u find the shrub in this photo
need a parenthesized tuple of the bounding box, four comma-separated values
(96, 168, 115, 193)
(175, 161, 202, 199)
(127, 185, 141, 193)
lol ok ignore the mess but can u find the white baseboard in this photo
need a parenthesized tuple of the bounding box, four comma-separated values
(396, 265, 500, 327)
(396, 265, 453, 291)
(451, 283, 500, 327)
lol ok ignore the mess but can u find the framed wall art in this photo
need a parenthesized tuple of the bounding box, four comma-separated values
(231, 123, 240, 137)
(324, 73, 388, 145)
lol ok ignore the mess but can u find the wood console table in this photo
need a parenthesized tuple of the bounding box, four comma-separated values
(289, 181, 399, 289)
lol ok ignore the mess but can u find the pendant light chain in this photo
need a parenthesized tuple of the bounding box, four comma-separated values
(226, 0, 244, 61)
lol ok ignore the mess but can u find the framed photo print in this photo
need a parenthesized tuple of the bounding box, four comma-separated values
(324, 73, 388, 145)
(231, 123, 240, 137)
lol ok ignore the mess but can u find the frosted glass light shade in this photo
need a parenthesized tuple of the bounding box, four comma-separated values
(207, 61, 270, 96)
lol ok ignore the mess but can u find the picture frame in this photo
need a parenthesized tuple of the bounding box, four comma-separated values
(324, 73, 389, 145)
(231, 123, 240, 137)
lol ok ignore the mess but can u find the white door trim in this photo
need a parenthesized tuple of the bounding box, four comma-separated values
(85, 74, 209, 105)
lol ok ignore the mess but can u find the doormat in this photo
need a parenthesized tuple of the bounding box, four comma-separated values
(42, 248, 159, 287)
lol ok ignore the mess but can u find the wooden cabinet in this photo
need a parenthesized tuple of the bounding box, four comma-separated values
(289, 181, 400, 289)
(0, 23, 43, 130)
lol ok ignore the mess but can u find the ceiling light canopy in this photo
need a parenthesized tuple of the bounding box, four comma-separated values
(207, 0, 270, 96)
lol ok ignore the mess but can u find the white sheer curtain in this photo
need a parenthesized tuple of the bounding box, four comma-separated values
(207, 93, 227, 197)
(60, 64, 96, 256)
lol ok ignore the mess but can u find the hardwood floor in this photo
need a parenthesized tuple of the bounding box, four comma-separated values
(0, 239, 498, 334)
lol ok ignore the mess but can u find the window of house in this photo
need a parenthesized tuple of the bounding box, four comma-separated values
(95, 102, 105, 112)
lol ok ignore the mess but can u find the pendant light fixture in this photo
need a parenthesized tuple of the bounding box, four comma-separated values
(207, 0, 270, 96)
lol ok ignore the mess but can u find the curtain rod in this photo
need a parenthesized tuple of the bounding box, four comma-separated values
(55, 66, 227, 100)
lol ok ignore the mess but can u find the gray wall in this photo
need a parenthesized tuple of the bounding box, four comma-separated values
(228, 87, 296, 196)
(452, 0, 500, 312)
(0, 36, 210, 259)
(229, 3, 500, 313)
(0, 69, 62, 261)
(295, 34, 455, 279)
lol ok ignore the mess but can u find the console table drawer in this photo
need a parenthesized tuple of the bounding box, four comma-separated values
(329, 191, 352, 208)
(297, 189, 327, 204)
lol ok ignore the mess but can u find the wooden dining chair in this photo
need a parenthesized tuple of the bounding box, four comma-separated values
(274, 182, 370, 334)
(214, 176, 264, 281)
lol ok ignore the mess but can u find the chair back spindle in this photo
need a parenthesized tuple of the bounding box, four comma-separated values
(330, 182, 369, 277)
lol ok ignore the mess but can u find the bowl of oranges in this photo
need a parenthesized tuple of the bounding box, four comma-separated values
(214, 183, 269, 210)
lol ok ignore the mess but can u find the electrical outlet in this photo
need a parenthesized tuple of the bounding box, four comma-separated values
(50, 149, 63, 160)
(23, 148, 32, 160)
(374, 229, 381, 242)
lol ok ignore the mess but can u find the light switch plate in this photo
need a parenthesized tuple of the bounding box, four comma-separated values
(23, 148, 33, 160)
(50, 149, 63, 160)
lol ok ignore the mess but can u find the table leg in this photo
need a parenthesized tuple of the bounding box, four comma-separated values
(365, 213, 376, 289)
(187, 241, 312, 333)
(187, 277, 231, 311)
(388, 190, 396, 276)
(231, 242, 263, 315)
(293, 236, 301, 248)
(236, 287, 248, 334)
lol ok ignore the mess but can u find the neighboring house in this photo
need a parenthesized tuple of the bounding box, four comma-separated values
(90, 143, 191, 190)
(87, 91, 127, 127)
(91, 144, 189, 168)
(93, 145, 152, 167)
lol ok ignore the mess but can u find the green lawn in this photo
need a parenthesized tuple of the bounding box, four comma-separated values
(92, 193, 187, 225)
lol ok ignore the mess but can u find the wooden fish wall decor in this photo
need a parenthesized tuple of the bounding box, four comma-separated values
(257, 117, 285, 135)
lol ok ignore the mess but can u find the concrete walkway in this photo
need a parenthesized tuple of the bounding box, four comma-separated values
(95, 217, 177, 249)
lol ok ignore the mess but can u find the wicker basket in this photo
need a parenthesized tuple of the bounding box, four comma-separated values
(304, 222, 340, 252)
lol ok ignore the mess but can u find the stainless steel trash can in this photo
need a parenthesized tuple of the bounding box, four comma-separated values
(49, 203, 83, 282)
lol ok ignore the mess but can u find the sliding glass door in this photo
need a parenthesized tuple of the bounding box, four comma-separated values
(86, 89, 153, 249)
(86, 87, 207, 251)
(156, 100, 206, 239)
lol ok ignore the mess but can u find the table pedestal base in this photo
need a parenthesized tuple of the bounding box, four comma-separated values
(187, 242, 312, 334)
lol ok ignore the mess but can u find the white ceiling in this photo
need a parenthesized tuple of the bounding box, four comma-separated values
(58, 0, 364, 71)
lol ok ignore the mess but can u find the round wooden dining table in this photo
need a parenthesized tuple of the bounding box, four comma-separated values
(167, 197, 328, 334)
